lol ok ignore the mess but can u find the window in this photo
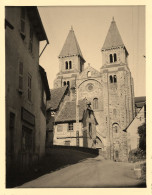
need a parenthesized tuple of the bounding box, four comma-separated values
(28, 74, 32, 101)
(69, 61, 72, 69)
(65, 61, 68, 69)
(109, 75, 113, 83)
(22, 126, 33, 152)
(20, 7, 26, 39)
(68, 123, 73, 131)
(29, 26, 33, 53)
(19, 61, 23, 92)
(110, 54, 113, 63)
(63, 81, 66, 86)
(65, 141, 70, 146)
(87, 71, 91, 77)
(67, 81, 70, 87)
(93, 98, 98, 109)
(114, 53, 117, 62)
(109, 75, 117, 83)
(109, 53, 117, 63)
(114, 75, 117, 83)
(115, 151, 119, 159)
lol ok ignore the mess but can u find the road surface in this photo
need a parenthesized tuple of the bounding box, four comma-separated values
(18, 150, 145, 188)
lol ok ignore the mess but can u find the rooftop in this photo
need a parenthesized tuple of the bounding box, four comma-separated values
(102, 18, 127, 52)
(55, 99, 87, 123)
(59, 27, 85, 62)
(47, 86, 68, 111)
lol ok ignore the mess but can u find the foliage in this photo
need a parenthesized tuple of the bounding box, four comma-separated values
(138, 123, 146, 152)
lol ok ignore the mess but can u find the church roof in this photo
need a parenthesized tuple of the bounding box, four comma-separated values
(55, 99, 87, 123)
(102, 18, 125, 50)
(47, 86, 68, 111)
(59, 27, 85, 61)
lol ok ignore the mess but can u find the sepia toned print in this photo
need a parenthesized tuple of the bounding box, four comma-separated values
(5, 6, 146, 188)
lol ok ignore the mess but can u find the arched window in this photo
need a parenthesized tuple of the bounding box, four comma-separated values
(63, 81, 66, 86)
(65, 61, 68, 69)
(87, 71, 91, 77)
(114, 75, 117, 83)
(69, 61, 72, 69)
(114, 53, 117, 62)
(109, 75, 113, 83)
(67, 81, 70, 87)
(93, 98, 98, 109)
(112, 123, 119, 133)
(110, 54, 113, 63)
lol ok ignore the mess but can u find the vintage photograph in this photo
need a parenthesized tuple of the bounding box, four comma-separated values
(5, 6, 146, 188)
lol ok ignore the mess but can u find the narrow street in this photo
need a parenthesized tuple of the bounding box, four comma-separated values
(18, 148, 145, 188)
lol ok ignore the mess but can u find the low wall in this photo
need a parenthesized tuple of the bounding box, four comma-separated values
(50, 145, 99, 155)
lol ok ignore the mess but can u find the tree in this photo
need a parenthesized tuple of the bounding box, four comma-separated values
(138, 123, 146, 152)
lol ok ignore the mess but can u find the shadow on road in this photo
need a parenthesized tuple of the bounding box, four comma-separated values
(7, 147, 98, 188)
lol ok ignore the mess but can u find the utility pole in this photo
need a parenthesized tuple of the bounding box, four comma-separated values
(76, 81, 79, 146)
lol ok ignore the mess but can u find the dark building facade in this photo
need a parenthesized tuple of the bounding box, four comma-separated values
(5, 6, 50, 182)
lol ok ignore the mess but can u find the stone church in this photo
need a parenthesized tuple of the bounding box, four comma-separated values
(53, 18, 135, 162)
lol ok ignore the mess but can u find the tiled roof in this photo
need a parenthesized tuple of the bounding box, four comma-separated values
(47, 86, 68, 111)
(135, 96, 146, 108)
(59, 27, 85, 62)
(55, 99, 87, 123)
(102, 18, 125, 50)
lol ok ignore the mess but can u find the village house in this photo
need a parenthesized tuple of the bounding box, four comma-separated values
(46, 86, 69, 147)
(5, 6, 50, 181)
(54, 98, 98, 148)
(127, 97, 146, 153)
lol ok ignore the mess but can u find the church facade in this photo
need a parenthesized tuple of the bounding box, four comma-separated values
(53, 18, 135, 162)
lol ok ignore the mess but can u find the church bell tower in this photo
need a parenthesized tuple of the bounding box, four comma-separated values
(101, 18, 135, 161)
(54, 27, 85, 89)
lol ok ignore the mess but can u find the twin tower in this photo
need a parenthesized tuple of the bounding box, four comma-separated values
(54, 18, 135, 161)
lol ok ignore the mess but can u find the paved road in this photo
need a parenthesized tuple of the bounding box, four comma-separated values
(19, 153, 145, 188)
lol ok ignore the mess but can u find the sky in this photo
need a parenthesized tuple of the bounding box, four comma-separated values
(38, 6, 145, 97)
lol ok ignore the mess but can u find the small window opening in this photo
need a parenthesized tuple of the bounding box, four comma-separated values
(114, 53, 117, 62)
(69, 61, 72, 69)
(65, 61, 68, 69)
(87, 71, 91, 77)
(109, 75, 113, 83)
(67, 81, 70, 87)
(110, 54, 113, 63)
(114, 75, 117, 83)
(63, 81, 66, 86)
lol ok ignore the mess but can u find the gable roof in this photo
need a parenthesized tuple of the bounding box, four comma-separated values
(55, 99, 87, 123)
(102, 18, 126, 51)
(47, 86, 68, 111)
(59, 27, 85, 62)
(79, 64, 101, 79)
